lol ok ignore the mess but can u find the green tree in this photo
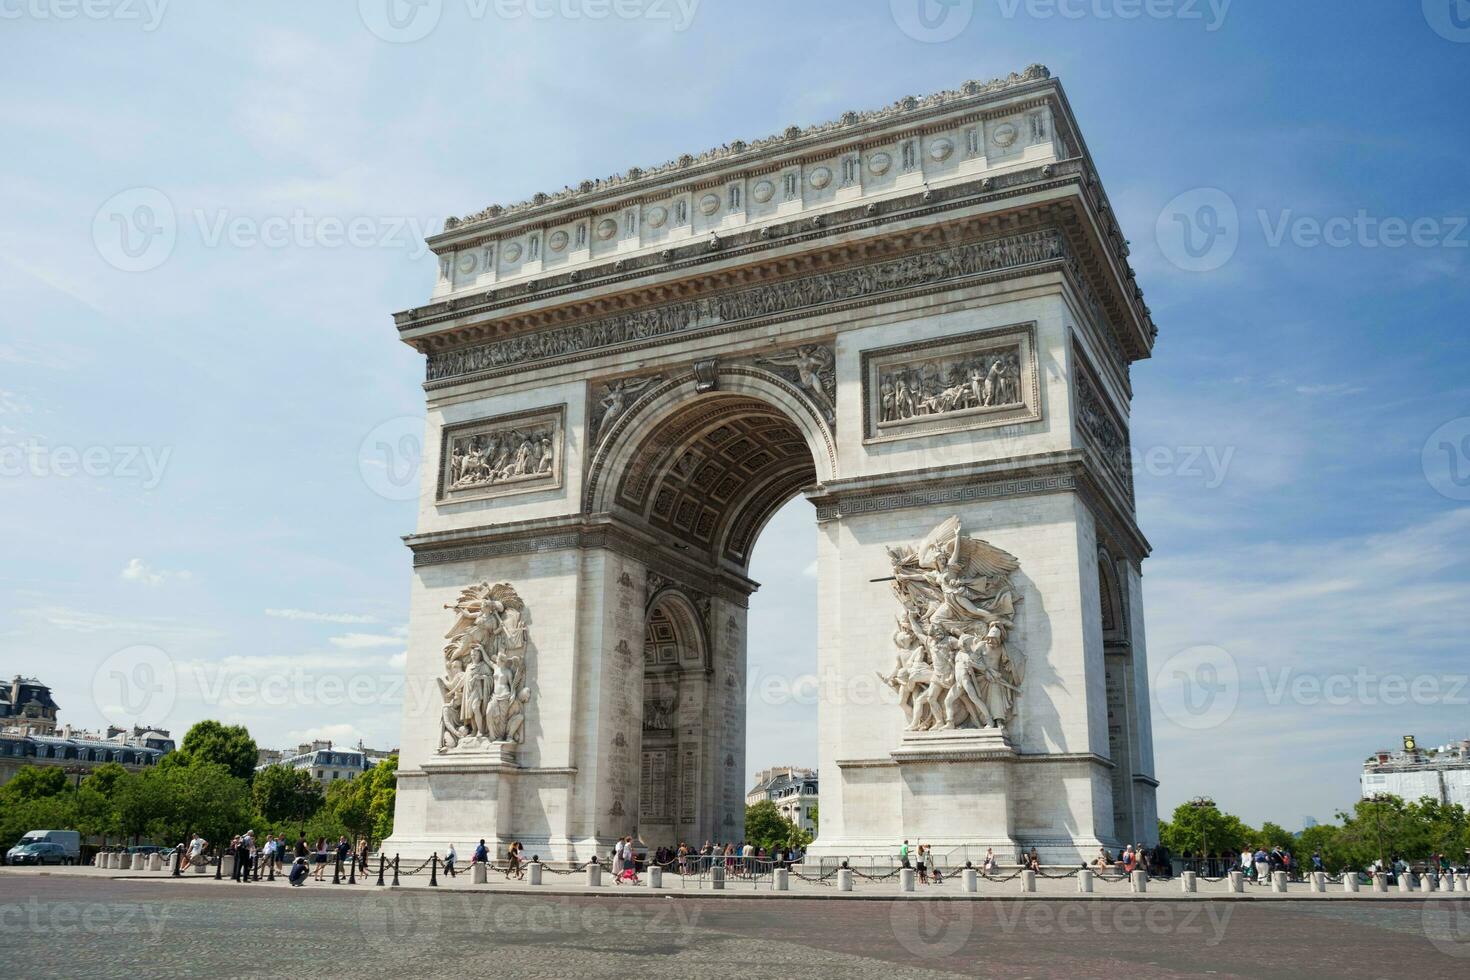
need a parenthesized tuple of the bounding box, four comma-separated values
(252, 764, 324, 827)
(1258, 821, 1295, 851)
(365, 756, 398, 843)
(2, 766, 69, 801)
(1158, 801, 1254, 858)
(172, 721, 258, 782)
(744, 800, 807, 852)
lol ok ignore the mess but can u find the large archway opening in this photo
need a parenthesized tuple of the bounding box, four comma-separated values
(600, 380, 826, 849)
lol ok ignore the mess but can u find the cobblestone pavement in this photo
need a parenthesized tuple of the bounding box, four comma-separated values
(2, 873, 1468, 978)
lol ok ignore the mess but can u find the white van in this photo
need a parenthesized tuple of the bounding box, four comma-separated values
(10, 830, 81, 864)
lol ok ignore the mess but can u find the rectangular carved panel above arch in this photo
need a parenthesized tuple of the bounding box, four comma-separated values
(436, 405, 565, 504)
(861, 322, 1041, 442)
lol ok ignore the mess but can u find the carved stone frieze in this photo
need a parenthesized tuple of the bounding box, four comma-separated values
(1073, 356, 1134, 502)
(438, 406, 564, 502)
(861, 325, 1041, 441)
(425, 228, 1069, 384)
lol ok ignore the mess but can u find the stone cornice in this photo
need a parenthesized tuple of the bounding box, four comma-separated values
(403, 514, 758, 605)
(434, 65, 1057, 240)
(399, 160, 1154, 363)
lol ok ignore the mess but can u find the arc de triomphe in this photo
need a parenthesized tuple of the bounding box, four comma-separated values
(383, 65, 1159, 863)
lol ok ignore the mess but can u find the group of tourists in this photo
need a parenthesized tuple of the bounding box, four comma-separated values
(170, 830, 370, 886)
(1091, 843, 1168, 876)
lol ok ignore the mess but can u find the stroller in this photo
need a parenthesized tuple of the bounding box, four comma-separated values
(288, 856, 309, 887)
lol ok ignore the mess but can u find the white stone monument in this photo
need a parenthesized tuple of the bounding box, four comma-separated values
(382, 65, 1159, 864)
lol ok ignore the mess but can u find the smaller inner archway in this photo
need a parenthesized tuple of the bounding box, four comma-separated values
(638, 591, 713, 844)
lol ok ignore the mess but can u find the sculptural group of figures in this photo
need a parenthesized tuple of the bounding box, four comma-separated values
(879, 517, 1026, 731)
(438, 582, 533, 751)
(879, 350, 1022, 423)
(447, 429, 555, 490)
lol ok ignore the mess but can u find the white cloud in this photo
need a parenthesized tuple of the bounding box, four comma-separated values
(328, 632, 404, 650)
(120, 558, 191, 587)
(283, 723, 365, 748)
(265, 608, 377, 624)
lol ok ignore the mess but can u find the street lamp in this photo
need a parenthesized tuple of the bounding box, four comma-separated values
(1188, 797, 1216, 875)
(1365, 793, 1392, 873)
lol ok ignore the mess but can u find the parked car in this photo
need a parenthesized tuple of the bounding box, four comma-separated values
(10, 830, 80, 864)
(6, 842, 67, 866)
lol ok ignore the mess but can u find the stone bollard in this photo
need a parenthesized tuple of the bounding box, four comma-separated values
(1309, 871, 1324, 893)
(529, 862, 543, 886)
(586, 863, 601, 887)
(838, 868, 853, 892)
(964, 868, 978, 893)
(900, 868, 915, 892)
(711, 865, 725, 890)
(108, 852, 119, 869)
(774, 868, 789, 891)
(1454, 873, 1465, 893)
(1228, 871, 1244, 893)
(119, 853, 131, 870)
(149, 853, 163, 872)
(1182, 871, 1197, 893)
(1271, 871, 1287, 893)
(473, 862, 488, 885)
(193, 856, 208, 875)
(649, 866, 663, 889)
(1130, 870, 1147, 894)
(1373, 872, 1388, 893)
(1420, 873, 1436, 893)
(1078, 869, 1093, 893)
(1343, 873, 1360, 893)
(221, 854, 235, 879)
(1022, 870, 1036, 893)
(1397, 874, 1412, 894)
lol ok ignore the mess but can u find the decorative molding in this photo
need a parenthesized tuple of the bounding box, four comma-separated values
(860, 323, 1041, 442)
(812, 473, 1077, 522)
(442, 65, 1053, 233)
(424, 228, 1070, 385)
(437, 405, 565, 503)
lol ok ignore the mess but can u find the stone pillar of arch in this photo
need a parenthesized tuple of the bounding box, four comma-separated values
(381, 66, 1161, 864)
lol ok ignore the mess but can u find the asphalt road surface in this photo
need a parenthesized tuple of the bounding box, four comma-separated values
(2, 874, 1468, 978)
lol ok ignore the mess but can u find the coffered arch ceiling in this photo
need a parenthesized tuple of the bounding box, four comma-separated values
(612, 394, 817, 570)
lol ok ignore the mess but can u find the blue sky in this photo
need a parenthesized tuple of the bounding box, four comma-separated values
(2, 1, 1467, 830)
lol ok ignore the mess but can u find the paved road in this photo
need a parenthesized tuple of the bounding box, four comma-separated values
(2, 874, 1468, 978)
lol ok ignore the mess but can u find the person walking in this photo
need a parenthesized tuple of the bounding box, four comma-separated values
(899, 839, 911, 870)
(444, 843, 458, 878)
(313, 837, 329, 881)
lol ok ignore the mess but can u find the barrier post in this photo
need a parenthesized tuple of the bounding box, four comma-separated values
(392, 855, 400, 887)
(430, 854, 439, 887)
